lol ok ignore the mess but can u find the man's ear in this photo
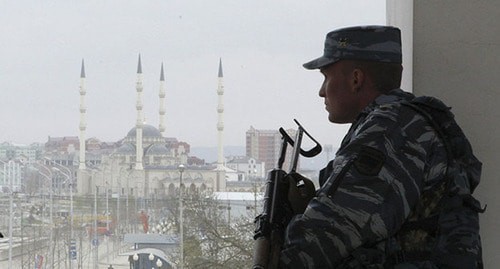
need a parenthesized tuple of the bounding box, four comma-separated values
(351, 68, 364, 92)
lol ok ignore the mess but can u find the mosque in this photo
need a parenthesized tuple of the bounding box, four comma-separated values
(76, 56, 228, 198)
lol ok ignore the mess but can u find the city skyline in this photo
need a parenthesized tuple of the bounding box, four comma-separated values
(0, 1, 385, 148)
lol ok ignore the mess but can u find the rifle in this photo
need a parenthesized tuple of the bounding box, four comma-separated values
(252, 119, 322, 269)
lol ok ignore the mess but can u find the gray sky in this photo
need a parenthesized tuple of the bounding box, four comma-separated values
(0, 0, 385, 148)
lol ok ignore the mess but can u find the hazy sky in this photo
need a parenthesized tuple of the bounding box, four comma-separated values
(0, 1, 385, 148)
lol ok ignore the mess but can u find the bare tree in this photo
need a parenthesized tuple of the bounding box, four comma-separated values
(151, 192, 254, 269)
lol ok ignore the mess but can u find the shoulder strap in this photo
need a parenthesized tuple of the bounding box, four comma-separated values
(400, 97, 453, 178)
(400, 96, 482, 193)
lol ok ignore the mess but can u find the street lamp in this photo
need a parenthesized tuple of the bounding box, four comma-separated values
(0, 160, 16, 269)
(45, 158, 76, 269)
(147, 253, 164, 269)
(156, 258, 163, 268)
(94, 184, 99, 269)
(79, 165, 100, 269)
(35, 163, 54, 267)
(105, 180, 110, 264)
(178, 164, 185, 269)
(120, 166, 132, 234)
(132, 253, 139, 269)
(252, 168, 258, 214)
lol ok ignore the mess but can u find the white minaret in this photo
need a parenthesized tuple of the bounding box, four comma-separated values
(135, 54, 144, 170)
(159, 63, 166, 137)
(216, 58, 224, 171)
(79, 59, 87, 170)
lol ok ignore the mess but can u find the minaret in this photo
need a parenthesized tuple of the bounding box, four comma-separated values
(215, 58, 225, 191)
(79, 59, 87, 170)
(216, 59, 224, 171)
(158, 63, 166, 137)
(135, 55, 144, 170)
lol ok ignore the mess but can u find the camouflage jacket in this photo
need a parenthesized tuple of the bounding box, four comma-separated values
(280, 89, 448, 268)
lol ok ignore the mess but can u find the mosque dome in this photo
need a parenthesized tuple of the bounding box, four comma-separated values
(126, 124, 162, 138)
(145, 143, 170, 156)
(115, 143, 135, 155)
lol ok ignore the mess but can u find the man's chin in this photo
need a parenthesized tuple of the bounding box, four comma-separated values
(328, 115, 339, 123)
(329, 114, 350, 124)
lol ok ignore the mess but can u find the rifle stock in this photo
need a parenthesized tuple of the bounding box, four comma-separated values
(252, 120, 321, 269)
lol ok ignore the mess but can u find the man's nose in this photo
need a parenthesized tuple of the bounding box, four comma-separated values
(318, 83, 325, 97)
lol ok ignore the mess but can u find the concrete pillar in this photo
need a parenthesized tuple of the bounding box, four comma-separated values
(388, 1, 500, 266)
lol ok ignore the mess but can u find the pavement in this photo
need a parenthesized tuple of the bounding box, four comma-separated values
(99, 255, 130, 269)
(93, 236, 134, 269)
(0, 235, 133, 269)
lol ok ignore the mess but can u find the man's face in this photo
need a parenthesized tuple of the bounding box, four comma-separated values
(318, 61, 359, 123)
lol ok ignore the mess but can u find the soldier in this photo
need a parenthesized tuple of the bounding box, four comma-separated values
(279, 26, 483, 268)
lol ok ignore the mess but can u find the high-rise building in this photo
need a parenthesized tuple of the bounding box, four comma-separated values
(0, 142, 42, 165)
(245, 126, 297, 172)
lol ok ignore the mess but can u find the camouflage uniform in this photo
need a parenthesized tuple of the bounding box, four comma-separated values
(280, 89, 447, 268)
(280, 26, 449, 268)
(278, 26, 482, 268)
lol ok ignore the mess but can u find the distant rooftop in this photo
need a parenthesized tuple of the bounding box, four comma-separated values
(123, 233, 177, 245)
(214, 191, 263, 201)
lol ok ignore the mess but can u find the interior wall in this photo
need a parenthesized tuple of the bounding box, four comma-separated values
(386, 0, 413, 93)
(388, 1, 500, 267)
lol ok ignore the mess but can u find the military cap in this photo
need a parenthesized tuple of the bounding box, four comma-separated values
(303, 25, 402, 69)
